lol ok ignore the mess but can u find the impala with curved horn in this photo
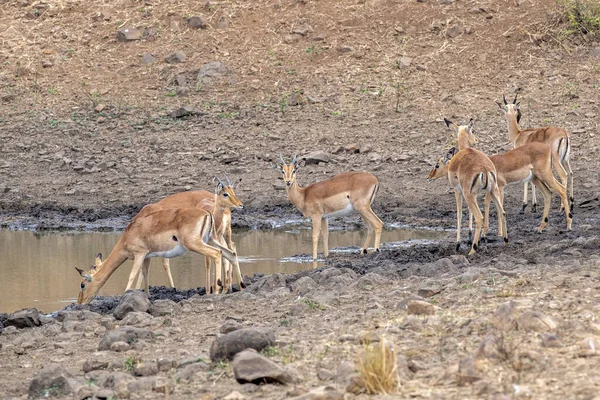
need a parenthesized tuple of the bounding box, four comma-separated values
(274, 155, 383, 261)
(497, 93, 573, 214)
(76, 208, 238, 304)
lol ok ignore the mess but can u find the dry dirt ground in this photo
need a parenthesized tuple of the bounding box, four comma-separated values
(1, 0, 600, 398)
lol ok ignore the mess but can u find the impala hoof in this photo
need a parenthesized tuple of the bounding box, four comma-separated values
(361, 249, 368, 255)
(531, 204, 537, 213)
(468, 249, 476, 256)
(520, 204, 527, 214)
(456, 242, 460, 252)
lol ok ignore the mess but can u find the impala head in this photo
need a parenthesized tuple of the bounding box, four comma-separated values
(215, 176, 243, 209)
(273, 154, 305, 188)
(496, 93, 522, 124)
(444, 117, 478, 147)
(427, 147, 457, 180)
(75, 253, 104, 304)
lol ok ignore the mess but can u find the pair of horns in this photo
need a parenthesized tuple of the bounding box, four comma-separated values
(215, 176, 232, 187)
(279, 154, 298, 165)
(502, 93, 518, 105)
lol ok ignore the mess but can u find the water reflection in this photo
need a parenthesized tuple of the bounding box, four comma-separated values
(0, 226, 445, 313)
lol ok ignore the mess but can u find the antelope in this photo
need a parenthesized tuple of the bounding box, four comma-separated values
(130, 178, 244, 294)
(75, 208, 237, 304)
(497, 94, 573, 213)
(274, 155, 383, 261)
(429, 142, 572, 236)
(428, 119, 508, 255)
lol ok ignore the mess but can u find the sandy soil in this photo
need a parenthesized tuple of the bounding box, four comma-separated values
(1, 0, 600, 398)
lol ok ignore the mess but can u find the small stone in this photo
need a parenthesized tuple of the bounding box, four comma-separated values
(117, 27, 143, 41)
(197, 61, 228, 84)
(397, 56, 412, 69)
(141, 53, 155, 64)
(288, 92, 304, 106)
(220, 320, 244, 334)
(417, 287, 441, 298)
(289, 302, 309, 316)
(169, 105, 201, 118)
(5, 308, 40, 329)
(224, 391, 246, 400)
(165, 51, 186, 64)
(174, 362, 210, 382)
(98, 327, 154, 351)
(216, 16, 229, 29)
(149, 300, 182, 317)
(302, 151, 330, 165)
(317, 368, 334, 381)
(110, 341, 131, 352)
(338, 45, 354, 53)
(516, 311, 557, 332)
(232, 349, 293, 384)
(291, 276, 317, 296)
(292, 24, 313, 36)
(127, 376, 157, 393)
(407, 300, 435, 315)
(292, 386, 344, 400)
(540, 333, 563, 348)
(94, 103, 106, 112)
(157, 357, 175, 371)
(28, 365, 74, 398)
(188, 15, 207, 29)
(446, 25, 463, 38)
(113, 291, 151, 320)
(134, 361, 159, 377)
(283, 34, 302, 44)
(82, 360, 109, 373)
(210, 327, 275, 361)
(457, 356, 481, 386)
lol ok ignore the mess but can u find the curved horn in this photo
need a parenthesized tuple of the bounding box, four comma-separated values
(215, 176, 226, 187)
(279, 153, 285, 165)
(503, 94, 507, 105)
(513, 93, 518, 104)
(225, 175, 232, 186)
(292, 154, 297, 165)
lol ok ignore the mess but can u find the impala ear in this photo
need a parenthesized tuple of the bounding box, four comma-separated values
(496, 101, 506, 111)
(467, 118, 475, 132)
(515, 102, 521, 110)
(76, 267, 92, 282)
(271, 162, 283, 171)
(95, 253, 102, 267)
(234, 178, 242, 189)
(296, 159, 306, 168)
(443, 118, 454, 128)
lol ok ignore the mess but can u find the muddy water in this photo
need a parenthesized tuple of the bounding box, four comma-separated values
(0, 226, 445, 313)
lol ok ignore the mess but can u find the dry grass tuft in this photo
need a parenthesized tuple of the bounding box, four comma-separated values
(356, 338, 399, 395)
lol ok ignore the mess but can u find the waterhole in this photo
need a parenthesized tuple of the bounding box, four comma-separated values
(0, 226, 446, 313)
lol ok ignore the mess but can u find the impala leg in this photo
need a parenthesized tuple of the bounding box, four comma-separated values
(205, 256, 212, 294)
(497, 187, 505, 237)
(208, 238, 238, 293)
(521, 182, 528, 214)
(546, 173, 572, 231)
(454, 189, 463, 251)
(533, 178, 551, 233)
(464, 194, 484, 256)
(230, 242, 244, 290)
(565, 159, 574, 211)
(531, 184, 538, 213)
(552, 153, 568, 212)
(126, 256, 146, 291)
(141, 258, 151, 296)
(184, 240, 223, 294)
(356, 202, 383, 253)
(311, 216, 322, 261)
(135, 268, 143, 290)
(220, 237, 233, 293)
(489, 185, 508, 246)
(162, 259, 175, 287)
(321, 218, 329, 258)
(483, 192, 491, 239)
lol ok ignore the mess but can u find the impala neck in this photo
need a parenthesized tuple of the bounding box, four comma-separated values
(457, 135, 471, 151)
(286, 180, 306, 212)
(506, 112, 521, 145)
(93, 240, 130, 288)
(212, 193, 226, 231)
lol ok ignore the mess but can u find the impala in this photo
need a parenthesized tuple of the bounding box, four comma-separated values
(274, 155, 383, 261)
(497, 94, 573, 213)
(75, 208, 237, 304)
(131, 178, 244, 294)
(429, 120, 508, 255)
(429, 142, 572, 236)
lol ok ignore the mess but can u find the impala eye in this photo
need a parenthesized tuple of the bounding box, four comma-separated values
(80, 283, 86, 290)
(223, 192, 230, 197)
(292, 169, 296, 174)
(435, 165, 440, 169)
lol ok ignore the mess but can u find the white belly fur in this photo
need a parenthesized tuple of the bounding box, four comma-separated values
(146, 243, 187, 259)
(323, 203, 355, 219)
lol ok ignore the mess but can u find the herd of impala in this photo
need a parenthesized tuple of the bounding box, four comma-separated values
(75, 94, 574, 304)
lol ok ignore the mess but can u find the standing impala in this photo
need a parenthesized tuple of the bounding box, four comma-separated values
(497, 94, 573, 213)
(274, 155, 383, 261)
(428, 120, 508, 255)
(75, 208, 237, 304)
(129, 178, 244, 294)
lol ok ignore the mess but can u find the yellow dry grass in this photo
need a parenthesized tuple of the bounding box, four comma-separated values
(356, 338, 399, 395)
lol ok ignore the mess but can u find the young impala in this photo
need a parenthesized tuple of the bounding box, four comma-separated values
(129, 178, 244, 294)
(274, 155, 383, 261)
(75, 208, 237, 304)
(428, 120, 508, 255)
(497, 94, 573, 213)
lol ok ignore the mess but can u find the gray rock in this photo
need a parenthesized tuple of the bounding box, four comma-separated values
(248, 273, 287, 294)
(220, 320, 244, 334)
(150, 300, 182, 317)
(516, 311, 557, 332)
(28, 364, 74, 398)
(98, 327, 154, 351)
(210, 327, 275, 361)
(141, 53, 156, 64)
(291, 276, 317, 296)
(174, 362, 209, 382)
(5, 308, 40, 328)
(134, 361, 158, 377)
(165, 51, 186, 64)
(283, 34, 302, 44)
(491, 301, 518, 331)
(288, 92, 304, 106)
(335, 361, 357, 385)
(56, 310, 102, 322)
(120, 311, 153, 326)
(232, 349, 293, 384)
(170, 105, 202, 118)
(116, 27, 142, 41)
(446, 25, 463, 38)
(317, 368, 334, 381)
(114, 291, 151, 320)
(128, 376, 157, 393)
(302, 151, 331, 165)
(82, 359, 109, 373)
(157, 357, 175, 372)
(289, 302, 309, 316)
(397, 56, 412, 69)
(188, 15, 207, 29)
(197, 61, 228, 84)
(110, 341, 131, 352)
(407, 300, 435, 316)
(291, 386, 344, 400)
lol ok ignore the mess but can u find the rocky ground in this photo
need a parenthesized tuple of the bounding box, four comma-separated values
(1, 0, 600, 398)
